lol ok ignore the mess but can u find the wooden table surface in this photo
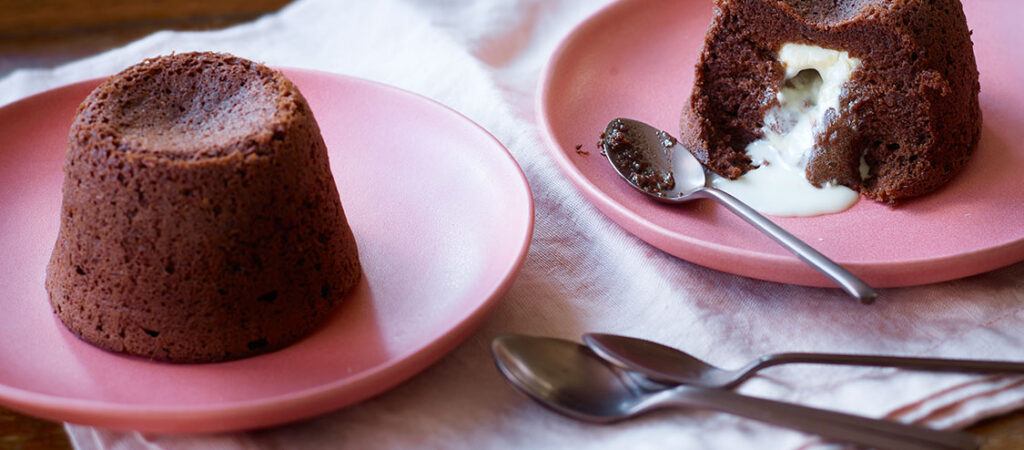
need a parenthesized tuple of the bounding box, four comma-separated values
(1, 1, 1022, 448)
(0, 0, 292, 78)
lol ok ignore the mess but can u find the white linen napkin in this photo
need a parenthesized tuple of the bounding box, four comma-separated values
(3, 0, 1022, 448)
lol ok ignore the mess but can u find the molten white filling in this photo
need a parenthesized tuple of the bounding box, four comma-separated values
(712, 43, 862, 217)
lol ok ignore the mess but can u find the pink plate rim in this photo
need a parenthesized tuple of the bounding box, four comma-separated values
(0, 68, 534, 432)
(536, 0, 1024, 288)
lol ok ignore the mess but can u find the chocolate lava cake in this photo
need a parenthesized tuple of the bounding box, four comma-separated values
(680, 0, 981, 202)
(46, 52, 362, 363)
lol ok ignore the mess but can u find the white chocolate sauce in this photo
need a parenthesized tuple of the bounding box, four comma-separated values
(711, 43, 862, 217)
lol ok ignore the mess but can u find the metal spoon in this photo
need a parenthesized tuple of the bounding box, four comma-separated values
(585, 333, 1024, 390)
(601, 118, 876, 303)
(492, 334, 977, 450)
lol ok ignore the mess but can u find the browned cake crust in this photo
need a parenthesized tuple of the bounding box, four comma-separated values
(45, 52, 361, 363)
(680, 0, 981, 202)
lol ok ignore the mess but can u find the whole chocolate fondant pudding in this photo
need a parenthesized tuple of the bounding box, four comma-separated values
(46, 52, 361, 363)
(680, 0, 981, 204)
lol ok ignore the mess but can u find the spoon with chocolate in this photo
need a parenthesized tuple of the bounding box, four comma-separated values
(601, 118, 876, 303)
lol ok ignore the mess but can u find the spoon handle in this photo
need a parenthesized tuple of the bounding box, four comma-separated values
(664, 386, 978, 450)
(696, 187, 876, 302)
(754, 352, 1024, 374)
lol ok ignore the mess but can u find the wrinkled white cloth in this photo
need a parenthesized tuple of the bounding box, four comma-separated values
(2, 0, 1022, 448)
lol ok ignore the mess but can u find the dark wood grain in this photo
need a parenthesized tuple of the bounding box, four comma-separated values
(971, 413, 1024, 449)
(0, 0, 292, 78)
(1, 406, 72, 450)
(0, 0, 294, 37)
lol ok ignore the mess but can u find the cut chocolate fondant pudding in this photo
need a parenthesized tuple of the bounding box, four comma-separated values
(679, 0, 981, 216)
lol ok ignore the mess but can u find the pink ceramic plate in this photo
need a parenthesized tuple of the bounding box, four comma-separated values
(0, 70, 533, 433)
(539, 0, 1024, 288)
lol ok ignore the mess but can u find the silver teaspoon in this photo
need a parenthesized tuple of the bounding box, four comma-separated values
(584, 333, 1024, 390)
(491, 334, 977, 450)
(601, 118, 876, 303)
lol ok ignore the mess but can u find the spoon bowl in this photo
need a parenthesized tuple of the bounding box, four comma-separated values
(491, 334, 977, 450)
(584, 333, 736, 388)
(601, 118, 876, 302)
(491, 334, 651, 423)
(602, 118, 706, 201)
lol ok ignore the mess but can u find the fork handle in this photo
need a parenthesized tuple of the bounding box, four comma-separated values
(753, 352, 1024, 374)
(664, 385, 977, 450)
